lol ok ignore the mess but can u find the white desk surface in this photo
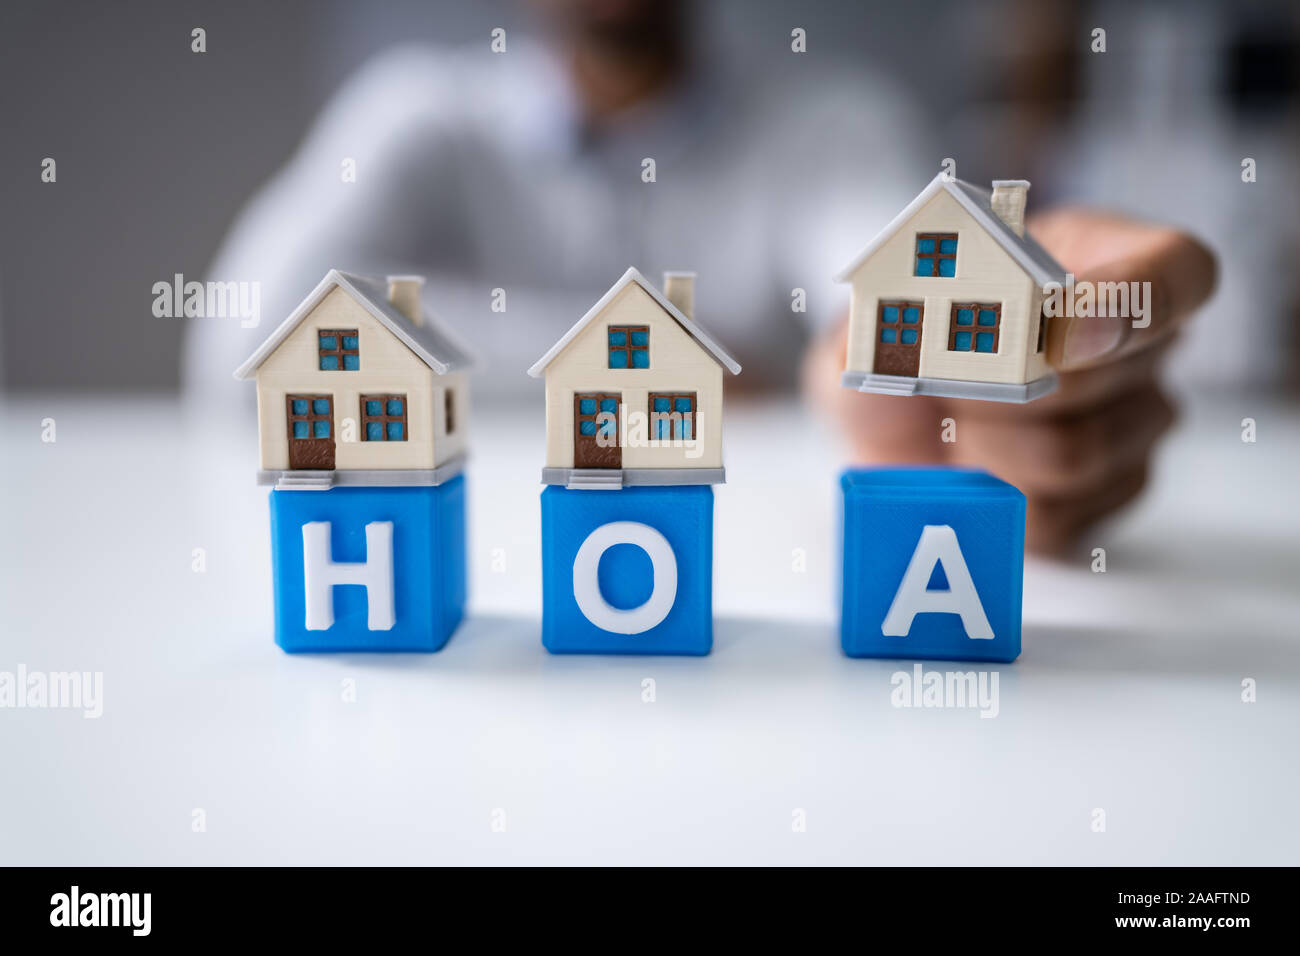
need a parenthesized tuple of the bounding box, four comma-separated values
(1, 392, 1297, 865)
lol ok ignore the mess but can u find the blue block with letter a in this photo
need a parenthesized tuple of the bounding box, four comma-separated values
(840, 468, 1023, 663)
(541, 484, 713, 655)
(268, 477, 466, 653)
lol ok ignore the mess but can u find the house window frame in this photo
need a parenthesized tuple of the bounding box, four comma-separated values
(444, 388, 456, 435)
(1036, 306, 1048, 353)
(318, 329, 360, 371)
(914, 233, 958, 278)
(648, 392, 697, 441)
(948, 302, 1002, 353)
(360, 393, 408, 442)
(877, 300, 924, 346)
(287, 394, 333, 439)
(608, 325, 649, 369)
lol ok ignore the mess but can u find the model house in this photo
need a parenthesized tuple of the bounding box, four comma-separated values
(234, 270, 472, 487)
(836, 175, 1068, 402)
(528, 268, 741, 488)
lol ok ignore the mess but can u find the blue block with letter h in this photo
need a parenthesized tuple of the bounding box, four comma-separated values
(268, 477, 466, 652)
(840, 468, 1023, 663)
(541, 484, 713, 655)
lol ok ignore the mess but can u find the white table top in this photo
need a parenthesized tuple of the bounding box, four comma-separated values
(2, 391, 1296, 864)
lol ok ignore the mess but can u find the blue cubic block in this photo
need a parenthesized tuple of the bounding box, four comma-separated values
(840, 468, 1024, 662)
(541, 484, 713, 655)
(268, 476, 466, 653)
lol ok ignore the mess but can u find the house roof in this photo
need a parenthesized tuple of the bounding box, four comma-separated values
(526, 267, 742, 377)
(233, 269, 473, 380)
(833, 173, 1068, 288)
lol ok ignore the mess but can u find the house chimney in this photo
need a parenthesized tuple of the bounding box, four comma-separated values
(990, 180, 1030, 237)
(386, 275, 425, 326)
(662, 271, 695, 319)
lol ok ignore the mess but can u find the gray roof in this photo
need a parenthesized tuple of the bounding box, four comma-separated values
(834, 174, 1068, 288)
(233, 269, 473, 379)
(527, 267, 742, 377)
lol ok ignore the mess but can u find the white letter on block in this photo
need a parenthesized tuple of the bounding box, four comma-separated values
(881, 525, 993, 640)
(572, 521, 677, 635)
(302, 521, 395, 631)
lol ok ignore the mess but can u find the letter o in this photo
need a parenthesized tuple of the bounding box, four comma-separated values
(572, 521, 677, 634)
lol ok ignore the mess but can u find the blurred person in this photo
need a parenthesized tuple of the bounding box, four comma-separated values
(188, 0, 1215, 554)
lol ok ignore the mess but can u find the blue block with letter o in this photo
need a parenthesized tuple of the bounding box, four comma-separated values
(840, 468, 1023, 663)
(541, 485, 713, 655)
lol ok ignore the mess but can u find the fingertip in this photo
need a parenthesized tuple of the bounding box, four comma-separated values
(1057, 313, 1127, 369)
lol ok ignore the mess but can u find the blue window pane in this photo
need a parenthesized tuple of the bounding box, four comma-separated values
(609, 350, 628, 368)
(366, 422, 382, 441)
(631, 330, 648, 346)
(292, 399, 308, 414)
(902, 306, 920, 324)
(956, 308, 974, 326)
(880, 328, 898, 344)
(674, 398, 692, 413)
(366, 400, 382, 416)
(608, 330, 627, 346)
(653, 397, 670, 412)
(914, 258, 932, 277)
(579, 398, 596, 414)
(939, 238, 957, 254)
(915, 237, 935, 254)
(318, 335, 337, 350)
(631, 349, 649, 369)
(600, 399, 618, 413)
(343, 354, 360, 370)
(976, 332, 994, 353)
(579, 421, 596, 436)
(680, 419, 693, 440)
(342, 335, 358, 350)
(655, 418, 668, 439)
(386, 399, 404, 416)
(978, 309, 998, 326)
(953, 331, 972, 350)
(937, 257, 956, 277)
(901, 328, 918, 345)
(293, 421, 308, 438)
(882, 305, 899, 323)
(313, 399, 330, 415)
(319, 355, 338, 371)
(387, 422, 404, 440)
(313, 420, 330, 438)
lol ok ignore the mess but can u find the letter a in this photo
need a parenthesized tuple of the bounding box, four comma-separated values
(881, 525, 994, 639)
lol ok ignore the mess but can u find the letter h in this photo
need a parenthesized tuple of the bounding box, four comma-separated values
(301, 521, 395, 630)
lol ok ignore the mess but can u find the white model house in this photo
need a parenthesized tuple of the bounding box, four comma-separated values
(233, 270, 472, 487)
(836, 174, 1068, 402)
(528, 268, 741, 489)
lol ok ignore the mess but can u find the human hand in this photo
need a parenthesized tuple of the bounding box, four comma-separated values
(803, 207, 1217, 555)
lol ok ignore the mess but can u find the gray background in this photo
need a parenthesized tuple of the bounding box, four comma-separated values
(1, 0, 1296, 390)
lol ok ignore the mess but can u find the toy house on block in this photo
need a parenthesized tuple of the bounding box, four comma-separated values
(234, 270, 471, 653)
(836, 175, 1067, 403)
(527, 267, 741, 490)
(529, 268, 741, 655)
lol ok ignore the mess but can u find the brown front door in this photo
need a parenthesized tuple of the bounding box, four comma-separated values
(286, 394, 335, 469)
(872, 301, 924, 377)
(574, 393, 621, 469)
